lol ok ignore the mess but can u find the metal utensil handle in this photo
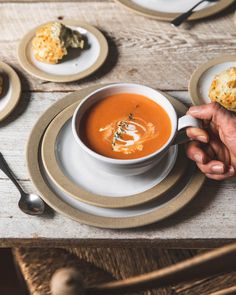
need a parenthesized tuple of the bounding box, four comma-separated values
(0, 152, 24, 195)
(171, 0, 205, 27)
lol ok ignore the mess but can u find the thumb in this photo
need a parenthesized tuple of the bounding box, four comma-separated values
(187, 102, 220, 121)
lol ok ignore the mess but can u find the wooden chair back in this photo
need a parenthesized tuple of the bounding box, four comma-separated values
(50, 243, 236, 295)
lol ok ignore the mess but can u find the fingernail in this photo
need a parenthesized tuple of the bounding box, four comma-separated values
(211, 165, 224, 174)
(189, 107, 201, 114)
(196, 136, 208, 143)
(228, 166, 235, 176)
(205, 174, 212, 178)
(194, 154, 203, 163)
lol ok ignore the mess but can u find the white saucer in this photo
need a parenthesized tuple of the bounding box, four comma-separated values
(18, 21, 108, 82)
(55, 119, 178, 197)
(29, 27, 100, 76)
(189, 55, 236, 106)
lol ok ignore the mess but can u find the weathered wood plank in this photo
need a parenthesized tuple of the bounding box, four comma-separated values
(0, 2, 235, 91)
(0, 176, 235, 248)
(0, 92, 235, 247)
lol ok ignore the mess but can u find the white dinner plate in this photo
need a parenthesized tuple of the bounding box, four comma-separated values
(42, 157, 197, 219)
(130, 0, 216, 13)
(116, 0, 234, 21)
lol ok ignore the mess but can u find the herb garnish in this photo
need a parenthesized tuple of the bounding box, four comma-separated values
(112, 113, 134, 148)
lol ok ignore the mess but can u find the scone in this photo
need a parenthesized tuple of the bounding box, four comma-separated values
(0, 74, 3, 96)
(209, 67, 236, 111)
(32, 22, 85, 64)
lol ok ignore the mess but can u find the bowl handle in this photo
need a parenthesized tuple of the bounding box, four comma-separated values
(172, 114, 202, 145)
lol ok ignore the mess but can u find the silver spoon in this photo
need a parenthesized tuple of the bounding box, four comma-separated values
(171, 0, 219, 27)
(0, 152, 45, 215)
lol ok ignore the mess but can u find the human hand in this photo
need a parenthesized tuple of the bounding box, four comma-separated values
(186, 102, 236, 180)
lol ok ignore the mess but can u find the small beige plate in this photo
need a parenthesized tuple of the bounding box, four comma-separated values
(0, 61, 21, 122)
(18, 21, 108, 82)
(189, 55, 236, 106)
(115, 0, 234, 21)
(26, 85, 205, 228)
(41, 102, 187, 208)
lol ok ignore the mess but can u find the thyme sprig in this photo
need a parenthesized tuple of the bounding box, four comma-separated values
(112, 113, 134, 149)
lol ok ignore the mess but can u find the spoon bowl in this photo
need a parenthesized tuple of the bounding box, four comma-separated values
(18, 193, 45, 215)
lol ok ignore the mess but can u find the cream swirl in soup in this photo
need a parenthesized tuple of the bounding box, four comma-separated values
(80, 93, 171, 160)
(99, 116, 158, 155)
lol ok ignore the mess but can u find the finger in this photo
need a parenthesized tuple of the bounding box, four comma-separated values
(186, 127, 209, 143)
(185, 141, 209, 164)
(208, 136, 231, 166)
(187, 102, 220, 121)
(196, 160, 227, 175)
(205, 166, 235, 180)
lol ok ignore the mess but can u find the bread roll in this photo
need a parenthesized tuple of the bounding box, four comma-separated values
(209, 67, 236, 111)
(32, 22, 85, 64)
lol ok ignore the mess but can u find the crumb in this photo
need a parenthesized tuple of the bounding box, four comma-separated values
(128, 68, 138, 76)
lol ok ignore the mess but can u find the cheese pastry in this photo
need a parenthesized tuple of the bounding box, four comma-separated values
(32, 22, 85, 64)
(209, 67, 236, 111)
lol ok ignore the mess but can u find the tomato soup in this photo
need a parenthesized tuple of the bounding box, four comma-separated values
(79, 93, 172, 160)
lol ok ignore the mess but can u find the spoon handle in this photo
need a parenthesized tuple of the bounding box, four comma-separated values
(0, 152, 25, 195)
(171, 0, 205, 27)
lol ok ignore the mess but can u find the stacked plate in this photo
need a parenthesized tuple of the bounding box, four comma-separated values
(26, 85, 205, 229)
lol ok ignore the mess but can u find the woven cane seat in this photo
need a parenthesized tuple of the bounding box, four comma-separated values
(14, 247, 236, 295)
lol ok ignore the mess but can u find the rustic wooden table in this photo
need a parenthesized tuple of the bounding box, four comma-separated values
(0, 0, 235, 248)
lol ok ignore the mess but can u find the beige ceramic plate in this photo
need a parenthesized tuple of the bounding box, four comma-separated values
(18, 21, 108, 82)
(189, 55, 236, 106)
(0, 61, 21, 122)
(41, 102, 187, 208)
(115, 0, 234, 21)
(26, 85, 205, 229)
